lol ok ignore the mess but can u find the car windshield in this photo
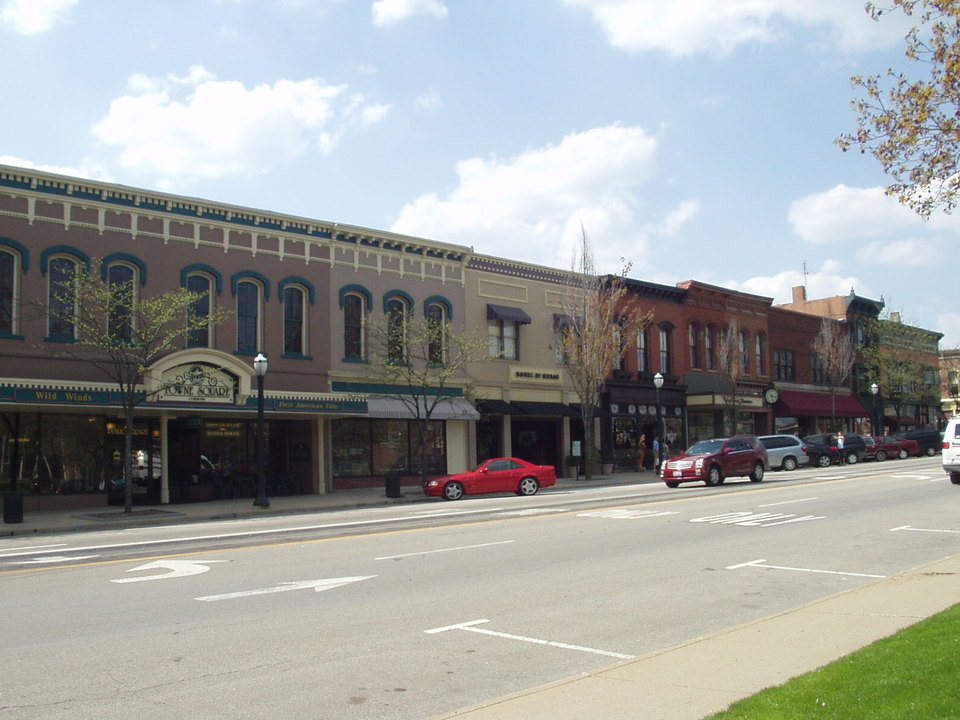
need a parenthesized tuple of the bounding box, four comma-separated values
(686, 439, 723, 455)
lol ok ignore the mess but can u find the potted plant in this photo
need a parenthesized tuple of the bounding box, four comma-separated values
(600, 448, 615, 475)
(566, 454, 581, 478)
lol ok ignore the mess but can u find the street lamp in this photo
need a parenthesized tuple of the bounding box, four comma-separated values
(253, 352, 269, 508)
(870, 382, 879, 436)
(653, 372, 664, 470)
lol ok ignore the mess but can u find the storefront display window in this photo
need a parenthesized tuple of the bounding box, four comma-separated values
(332, 417, 447, 478)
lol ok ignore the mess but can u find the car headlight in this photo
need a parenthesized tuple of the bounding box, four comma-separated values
(426, 480, 439, 488)
(695, 459, 704, 469)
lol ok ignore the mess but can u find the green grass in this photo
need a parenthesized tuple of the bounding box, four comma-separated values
(705, 603, 960, 719)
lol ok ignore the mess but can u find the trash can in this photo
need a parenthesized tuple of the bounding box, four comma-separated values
(385, 472, 402, 499)
(3, 492, 24, 524)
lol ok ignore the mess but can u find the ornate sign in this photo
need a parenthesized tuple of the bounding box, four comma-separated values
(158, 365, 236, 404)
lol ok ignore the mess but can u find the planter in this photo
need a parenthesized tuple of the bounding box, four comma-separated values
(601, 463, 614, 475)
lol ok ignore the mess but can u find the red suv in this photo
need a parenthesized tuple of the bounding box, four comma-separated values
(661, 435, 768, 488)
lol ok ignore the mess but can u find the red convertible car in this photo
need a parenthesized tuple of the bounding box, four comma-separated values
(423, 457, 557, 501)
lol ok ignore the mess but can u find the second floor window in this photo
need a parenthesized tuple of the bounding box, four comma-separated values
(107, 263, 135, 343)
(755, 334, 766, 376)
(186, 274, 211, 348)
(488, 319, 518, 360)
(48, 256, 77, 340)
(427, 302, 447, 365)
(637, 328, 648, 373)
(0, 251, 15, 335)
(236, 280, 260, 353)
(343, 293, 366, 360)
(659, 327, 671, 375)
(283, 285, 306, 355)
(387, 298, 409, 363)
(774, 349, 795, 382)
(738, 330, 749, 375)
(705, 325, 715, 370)
(688, 324, 700, 368)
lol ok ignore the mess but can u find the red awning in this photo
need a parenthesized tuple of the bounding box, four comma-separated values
(774, 390, 869, 418)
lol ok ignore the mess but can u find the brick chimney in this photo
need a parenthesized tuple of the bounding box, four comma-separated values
(791, 285, 806, 304)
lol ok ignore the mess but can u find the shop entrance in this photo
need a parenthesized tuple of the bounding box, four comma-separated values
(511, 419, 560, 468)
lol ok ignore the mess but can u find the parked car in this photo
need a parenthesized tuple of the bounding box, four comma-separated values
(661, 435, 768, 488)
(943, 417, 960, 484)
(423, 457, 557, 500)
(803, 433, 865, 465)
(758, 434, 809, 471)
(801, 436, 841, 467)
(862, 435, 917, 461)
(896, 427, 942, 457)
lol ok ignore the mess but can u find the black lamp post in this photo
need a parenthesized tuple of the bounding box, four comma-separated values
(870, 382, 880, 436)
(253, 352, 269, 508)
(654, 372, 664, 470)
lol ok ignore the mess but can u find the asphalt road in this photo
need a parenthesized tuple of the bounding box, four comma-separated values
(1, 456, 956, 719)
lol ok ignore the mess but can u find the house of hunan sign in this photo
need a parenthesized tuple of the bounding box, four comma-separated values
(158, 365, 237, 404)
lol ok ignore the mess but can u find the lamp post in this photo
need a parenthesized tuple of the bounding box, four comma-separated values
(253, 352, 269, 508)
(654, 372, 664, 471)
(870, 382, 879, 436)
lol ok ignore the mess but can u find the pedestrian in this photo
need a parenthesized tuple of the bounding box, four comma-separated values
(836, 432, 845, 465)
(652, 435, 661, 473)
(636, 436, 647, 472)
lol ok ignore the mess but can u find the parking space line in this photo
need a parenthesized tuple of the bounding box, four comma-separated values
(425, 619, 634, 659)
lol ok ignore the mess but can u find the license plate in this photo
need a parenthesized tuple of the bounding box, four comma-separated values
(673, 470, 682, 477)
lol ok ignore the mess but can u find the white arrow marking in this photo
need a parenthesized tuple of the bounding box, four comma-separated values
(196, 575, 376, 602)
(891, 525, 960, 535)
(13, 554, 99, 565)
(726, 558, 885, 578)
(425, 619, 634, 660)
(112, 559, 228, 584)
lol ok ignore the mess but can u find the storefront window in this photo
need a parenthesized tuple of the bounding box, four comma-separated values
(332, 418, 447, 477)
(332, 418, 372, 477)
(612, 417, 638, 466)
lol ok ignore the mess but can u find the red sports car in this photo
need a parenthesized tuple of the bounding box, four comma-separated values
(423, 457, 557, 501)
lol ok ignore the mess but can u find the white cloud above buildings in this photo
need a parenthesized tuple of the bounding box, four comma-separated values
(372, 0, 448, 28)
(91, 67, 391, 190)
(0, 0, 77, 35)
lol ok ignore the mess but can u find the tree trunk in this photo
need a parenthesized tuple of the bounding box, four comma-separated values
(124, 404, 135, 513)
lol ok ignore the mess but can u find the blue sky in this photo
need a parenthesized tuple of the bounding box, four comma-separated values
(2, 0, 956, 346)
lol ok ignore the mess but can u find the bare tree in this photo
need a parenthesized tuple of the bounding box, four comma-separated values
(37, 258, 228, 512)
(811, 318, 857, 431)
(366, 308, 487, 485)
(716, 320, 746, 436)
(559, 227, 650, 478)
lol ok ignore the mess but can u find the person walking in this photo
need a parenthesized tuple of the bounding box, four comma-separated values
(636, 436, 647, 472)
(836, 432, 845, 465)
(652, 435, 661, 473)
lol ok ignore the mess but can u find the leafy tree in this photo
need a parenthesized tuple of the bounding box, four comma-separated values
(559, 228, 650, 478)
(837, 1, 960, 218)
(37, 258, 228, 512)
(365, 307, 487, 485)
(811, 318, 857, 431)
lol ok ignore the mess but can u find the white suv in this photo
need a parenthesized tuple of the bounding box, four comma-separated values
(944, 417, 960, 485)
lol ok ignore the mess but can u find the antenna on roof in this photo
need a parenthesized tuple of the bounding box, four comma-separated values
(802, 261, 808, 286)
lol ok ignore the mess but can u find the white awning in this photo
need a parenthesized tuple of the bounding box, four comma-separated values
(365, 396, 480, 421)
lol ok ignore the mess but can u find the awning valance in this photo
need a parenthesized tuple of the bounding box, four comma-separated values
(476, 399, 522, 415)
(366, 396, 480, 421)
(510, 401, 580, 417)
(774, 390, 869, 418)
(487, 303, 532, 324)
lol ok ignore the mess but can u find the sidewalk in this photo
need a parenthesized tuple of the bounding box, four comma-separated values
(4, 472, 958, 720)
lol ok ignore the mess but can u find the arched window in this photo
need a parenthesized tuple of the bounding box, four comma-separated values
(107, 262, 136, 343)
(343, 292, 367, 361)
(283, 285, 307, 356)
(186, 273, 212, 348)
(755, 333, 766, 376)
(637, 327, 649, 373)
(0, 250, 16, 336)
(387, 296, 409, 364)
(688, 323, 701, 369)
(659, 325, 672, 375)
(738, 330, 749, 375)
(236, 279, 261, 354)
(426, 301, 447, 365)
(48, 255, 79, 340)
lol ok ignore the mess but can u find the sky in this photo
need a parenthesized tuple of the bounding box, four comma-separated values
(2, 0, 957, 347)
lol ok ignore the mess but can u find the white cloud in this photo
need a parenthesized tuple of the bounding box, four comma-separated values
(415, 87, 442, 112)
(372, 0, 447, 28)
(937, 312, 960, 349)
(559, 0, 909, 58)
(90, 67, 391, 190)
(390, 124, 660, 272)
(856, 237, 942, 267)
(0, 0, 77, 35)
(728, 263, 874, 308)
(0, 155, 111, 182)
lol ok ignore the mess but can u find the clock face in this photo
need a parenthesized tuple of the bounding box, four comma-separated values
(764, 388, 779, 404)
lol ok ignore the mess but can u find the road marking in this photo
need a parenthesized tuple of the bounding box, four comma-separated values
(578, 509, 679, 520)
(495, 508, 565, 517)
(690, 512, 826, 527)
(0, 543, 68, 558)
(196, 575, 376, 602)
(375, 540, 514, 560)
(112, 559, 228, 584)
(758, 497, 819, 507)
(891, 525, 960, 535)
(891, 474, 932, 480)
(12, 555, 99, 565)
(727, 558, 885, 578)
(425, 619, 634, 660)
(413, 507, 507, 517)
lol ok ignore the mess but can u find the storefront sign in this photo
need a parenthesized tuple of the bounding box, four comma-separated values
(510, 366, 562, 385)
(159, 365, 236, 404)
(10, 387, 117, 405)
(271, 398, 367, 414)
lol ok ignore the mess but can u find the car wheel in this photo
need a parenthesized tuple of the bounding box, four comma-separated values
(665, 481, 679, 488)
(926, 446, 937, 457)
(749, 462, 764, 482)
(875, 450, 886, 462)
(705, 465, 723, 486)
(782, 456, 797, 471)
(951, 472, 960, 485)
(898, 449, 908, 459)
(816, 454, 831, 468)
(442, 481, 464, 501)
(517, 476, 539, 496)
(846, 452, 858, 465)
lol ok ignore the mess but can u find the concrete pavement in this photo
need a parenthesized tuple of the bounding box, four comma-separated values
(3, 471, 959, 720)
